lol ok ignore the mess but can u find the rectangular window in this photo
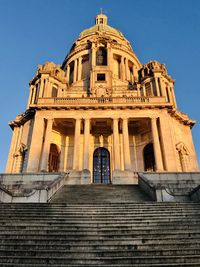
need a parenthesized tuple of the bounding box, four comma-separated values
(97, 73, 106, 81)
(52, 87, 58, 97)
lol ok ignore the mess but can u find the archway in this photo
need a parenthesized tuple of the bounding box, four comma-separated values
(93, 147, 110, 184)
(143, 143, 155, 171)
(48, 144, 60, 172)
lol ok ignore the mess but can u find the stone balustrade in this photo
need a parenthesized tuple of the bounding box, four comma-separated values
(36, 95, 168, 107)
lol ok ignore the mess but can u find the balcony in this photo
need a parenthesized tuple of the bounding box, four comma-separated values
(32, 95, 172, 109)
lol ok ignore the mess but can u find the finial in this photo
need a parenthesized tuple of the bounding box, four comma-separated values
(100, 8, 103, 14)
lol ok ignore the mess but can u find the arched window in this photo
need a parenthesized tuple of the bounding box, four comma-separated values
(96, 48, 107, 66)
(145, 82, 152, 96)
(143, 143, 155, 171)
(48, 144, 60, 172)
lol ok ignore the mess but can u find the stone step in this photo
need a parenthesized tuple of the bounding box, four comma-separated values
(0, 248, 199, 257)
(0, 207, 200, 215)
(0, 236, 199, 244)
(1, 229, 200, 236)
(0, 255, 200, 264)
(1, 242, 200, 251)
(51, 185, 152, 203)
(0, 224, 199, 230)
(1, 205, 200, 208)
(0, 197, 200, 265)
(1, 263, 200, 267)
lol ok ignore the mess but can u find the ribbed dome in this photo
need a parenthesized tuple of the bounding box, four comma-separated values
(79, 13, 124, 38)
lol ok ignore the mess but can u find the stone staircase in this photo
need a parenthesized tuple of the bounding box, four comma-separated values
(0, 185, 200, 266)
(51, 185, 151, 203)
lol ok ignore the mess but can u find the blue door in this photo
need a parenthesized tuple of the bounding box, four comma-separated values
(93, 147, 110, 184)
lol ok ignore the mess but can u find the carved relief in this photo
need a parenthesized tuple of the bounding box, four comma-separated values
(91, 85, 112, 97)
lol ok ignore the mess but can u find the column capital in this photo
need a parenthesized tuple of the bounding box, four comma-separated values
(151, 116, 158, 121)
(121, 117, 129, 121)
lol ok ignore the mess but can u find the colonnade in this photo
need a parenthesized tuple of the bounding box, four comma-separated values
(65, 44, 139, 86)
(7, 115, 165, 174)
(70, 117, 163, 172)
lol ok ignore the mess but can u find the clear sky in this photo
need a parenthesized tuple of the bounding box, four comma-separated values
(0, 0, 199, 172)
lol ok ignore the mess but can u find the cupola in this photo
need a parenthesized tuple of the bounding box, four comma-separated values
(95, 13, 108, 25)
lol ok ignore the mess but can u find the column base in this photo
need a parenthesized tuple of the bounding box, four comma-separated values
(81, 169, 91, 184)
(112, 170, 138, 185)
(65, 170, 82, 185)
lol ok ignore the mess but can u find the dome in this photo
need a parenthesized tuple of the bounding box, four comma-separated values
(79, 13, 124, 38)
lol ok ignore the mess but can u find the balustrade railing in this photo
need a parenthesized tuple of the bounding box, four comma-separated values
(36, 96, 167, 106)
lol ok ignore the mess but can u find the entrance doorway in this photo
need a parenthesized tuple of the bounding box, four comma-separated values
(93, 147, 110, 184)
(143, 143, 155, 171)
(48, 144, 60, 172)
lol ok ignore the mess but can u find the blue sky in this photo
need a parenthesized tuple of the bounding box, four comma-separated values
(0, 0, 199, 172)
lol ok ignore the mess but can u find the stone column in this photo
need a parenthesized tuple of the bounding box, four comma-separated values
(159, 116, 177, 171)
(73, 118, 81, 170)
(143, 86, 146, 96)
(121, 57, 125, 81)
(125, 58, 129, 80)
(154, 77, 160, 96)
(73, 59, 78, 83)
(59, 135, 66, 172)
(27, 85, 34, 108)
(40, 119, 53, 171)
(83, 119, 90, 170)
(46, 79, 52, 97)
(32, 85, 37, 104)
(92, 44, 96, 66)
(107, 44, 112, 69)
(171, 87, 177, 108)
(151, 117, 163, 171)
(160, 79, 166, 100)
(113, 118, 120, 170)
(122, 118, 131, 170)
(39, 77, 45, 98)
(12, 125, 24, 173)
(133, 65, 138, 81)
(66, 65, 70, 84)
(27, 115, 44, 172)
(78, 57, 82, 81)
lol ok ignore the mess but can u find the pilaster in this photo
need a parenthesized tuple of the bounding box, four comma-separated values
(27, 115, 44, 172)
(113, 118, 120, 170)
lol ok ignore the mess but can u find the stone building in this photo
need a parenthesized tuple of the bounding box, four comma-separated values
(6, 13, 199, 185)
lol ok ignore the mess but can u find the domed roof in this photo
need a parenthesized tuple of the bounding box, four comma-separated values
(79, 13, 124, 38)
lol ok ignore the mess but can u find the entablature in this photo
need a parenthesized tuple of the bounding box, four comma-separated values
(9, 109, 35, 129)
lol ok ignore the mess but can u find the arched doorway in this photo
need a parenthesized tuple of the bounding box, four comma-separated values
(93, 147, 110, 184)
(143, 143, 155, 171)
(48, 144, 60, 172)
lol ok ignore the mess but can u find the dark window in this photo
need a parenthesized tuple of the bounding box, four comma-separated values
(52, 87, 58, 97)
(143, 143, 155, 171)
(96, 48, 107, 65)
(48, 144, 60, 172)
(97, 73, 106, 81)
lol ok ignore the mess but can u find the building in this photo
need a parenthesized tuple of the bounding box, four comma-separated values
(5, 13, 199, 186)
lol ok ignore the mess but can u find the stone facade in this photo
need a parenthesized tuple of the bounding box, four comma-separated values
(6, 14, 199, 184)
